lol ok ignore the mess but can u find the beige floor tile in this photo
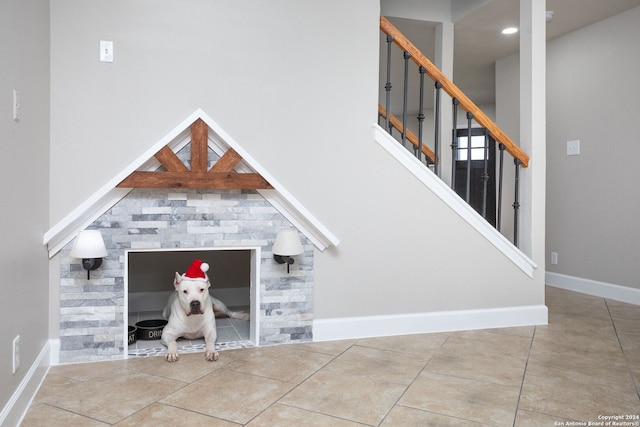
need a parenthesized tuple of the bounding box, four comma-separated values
(280, 370, 406, 425)
(48, 359, 129, 381)
(611, 315, 640, 335)
(607, 299, 640, 319)
(545, 287, 602, 305)
(483, 325, 535, 338)
(246, 403, 365, 426)
(514, 409, 575, 426)
(291, 339, 358, 355)
(225, 345, 334, 383)
(30, 372, 81, 403)
(440, 330, 532, 359)
(526, 348, 632, 387)
(548, 312, 614, 328)
(519, 373, 640, 421)
(124, 351, 231, 382)
(618, 332, 640, 360)
(531, 325, 621, 356)
(399, 371, 520, 427)
(20, 402, 109, 427)
(322, 345, 429, 385)
(381, 405, 490, 426)
(545, 291, 611, 313)
(356, 332, 449, 355)
(113, 403, 239, 426)
(617, 332, 640, 380)
(40, 369, 186, 424)
(160, 369, 294, 424)
(425, 349, 526, 387)
(631, 367, 640, 391)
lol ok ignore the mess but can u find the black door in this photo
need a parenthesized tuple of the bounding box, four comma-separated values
(454, 128, 496, 226)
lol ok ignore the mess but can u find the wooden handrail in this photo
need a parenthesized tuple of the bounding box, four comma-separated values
(380, 15, 529, 168)
(378, 104, 435, 162)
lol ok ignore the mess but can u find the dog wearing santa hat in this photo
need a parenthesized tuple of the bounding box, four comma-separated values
(161, 259, 248, 362)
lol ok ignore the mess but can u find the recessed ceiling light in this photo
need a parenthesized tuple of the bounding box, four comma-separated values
(502, 27, 518, 35)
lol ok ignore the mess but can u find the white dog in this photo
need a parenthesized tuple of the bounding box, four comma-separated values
(161, 260, 249, 362)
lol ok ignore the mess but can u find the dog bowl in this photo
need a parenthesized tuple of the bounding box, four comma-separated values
(135, 319, 168, 340)
(128, 325, 137, 345)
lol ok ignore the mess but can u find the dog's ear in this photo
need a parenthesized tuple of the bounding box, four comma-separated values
(174, 272, 182, 288)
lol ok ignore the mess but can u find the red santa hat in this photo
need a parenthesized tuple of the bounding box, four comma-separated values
(183, 259, 210, 281)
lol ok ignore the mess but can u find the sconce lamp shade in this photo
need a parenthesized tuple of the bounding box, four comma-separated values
(272, 228, 303, 256)
(70, 230, 107, 279)
(273, 228, 303, 274)
(70, 230, 108, 258)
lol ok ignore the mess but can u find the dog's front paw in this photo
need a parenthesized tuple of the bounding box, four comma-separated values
(165, 352, 179, 362)
(205, 350, 219, 361)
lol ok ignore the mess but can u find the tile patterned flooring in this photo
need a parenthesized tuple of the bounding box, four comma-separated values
(21, 287, 640, 426)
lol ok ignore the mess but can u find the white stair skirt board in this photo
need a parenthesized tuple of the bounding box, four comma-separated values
(546, 272, 640, 306)
(313, 304, 548, 342)
(373, 123, 537, 278)
(0, 340, 52, 427)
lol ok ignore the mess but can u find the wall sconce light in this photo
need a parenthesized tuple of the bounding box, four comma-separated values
(272, 228, 303, 273)
(70, 230, 108, 279)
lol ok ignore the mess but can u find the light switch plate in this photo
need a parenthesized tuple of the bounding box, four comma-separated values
(567, 140, 580, 156)
(100, 40, 114, 63)
(12, 89, 20, 122)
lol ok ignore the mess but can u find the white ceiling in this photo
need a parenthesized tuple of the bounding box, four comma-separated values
(386, 0, 640, 106)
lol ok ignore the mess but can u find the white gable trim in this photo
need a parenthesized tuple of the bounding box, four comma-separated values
(43, 109, 339, 257)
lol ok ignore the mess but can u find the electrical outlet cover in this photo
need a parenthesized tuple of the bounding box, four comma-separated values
(567, 140, 580, 156)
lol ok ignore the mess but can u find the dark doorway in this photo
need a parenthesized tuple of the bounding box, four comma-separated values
(454, 128, 496, 226)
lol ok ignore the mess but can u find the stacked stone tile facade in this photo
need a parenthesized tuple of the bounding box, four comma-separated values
(58, 188, 314, 363)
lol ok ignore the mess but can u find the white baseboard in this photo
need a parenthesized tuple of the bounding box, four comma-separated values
(49, 339, 60, 366)
(313, 304, 548, 342)
(546, 272, 640, 305)
(0, 340, 52, 427)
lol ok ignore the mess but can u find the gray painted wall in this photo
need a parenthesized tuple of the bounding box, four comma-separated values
(0, 0, 556, 416)
(48, 0, 542, 328)
(498, 5, 640, 291)
(0, 0, 50, 417)
(545, 6, 640, 290)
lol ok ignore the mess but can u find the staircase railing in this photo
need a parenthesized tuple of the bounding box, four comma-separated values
(379, 15, 530, 246)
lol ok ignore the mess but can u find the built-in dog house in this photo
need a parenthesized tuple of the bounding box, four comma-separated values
(46, 111, 338, 364)
(55, 187, 317, 363)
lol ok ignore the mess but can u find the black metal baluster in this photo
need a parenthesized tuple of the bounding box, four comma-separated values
(385, 34, 393, 133)
(434, 81, 442, 175)
(451, 98, 459, 189)
(481, 129, 489, 219)
(465, 112, 473, 203)
(497, 143, 505, 232)
(402, 51, 411, 148)
(513, 158, 521, 247)
(416, 66, 426, 162)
